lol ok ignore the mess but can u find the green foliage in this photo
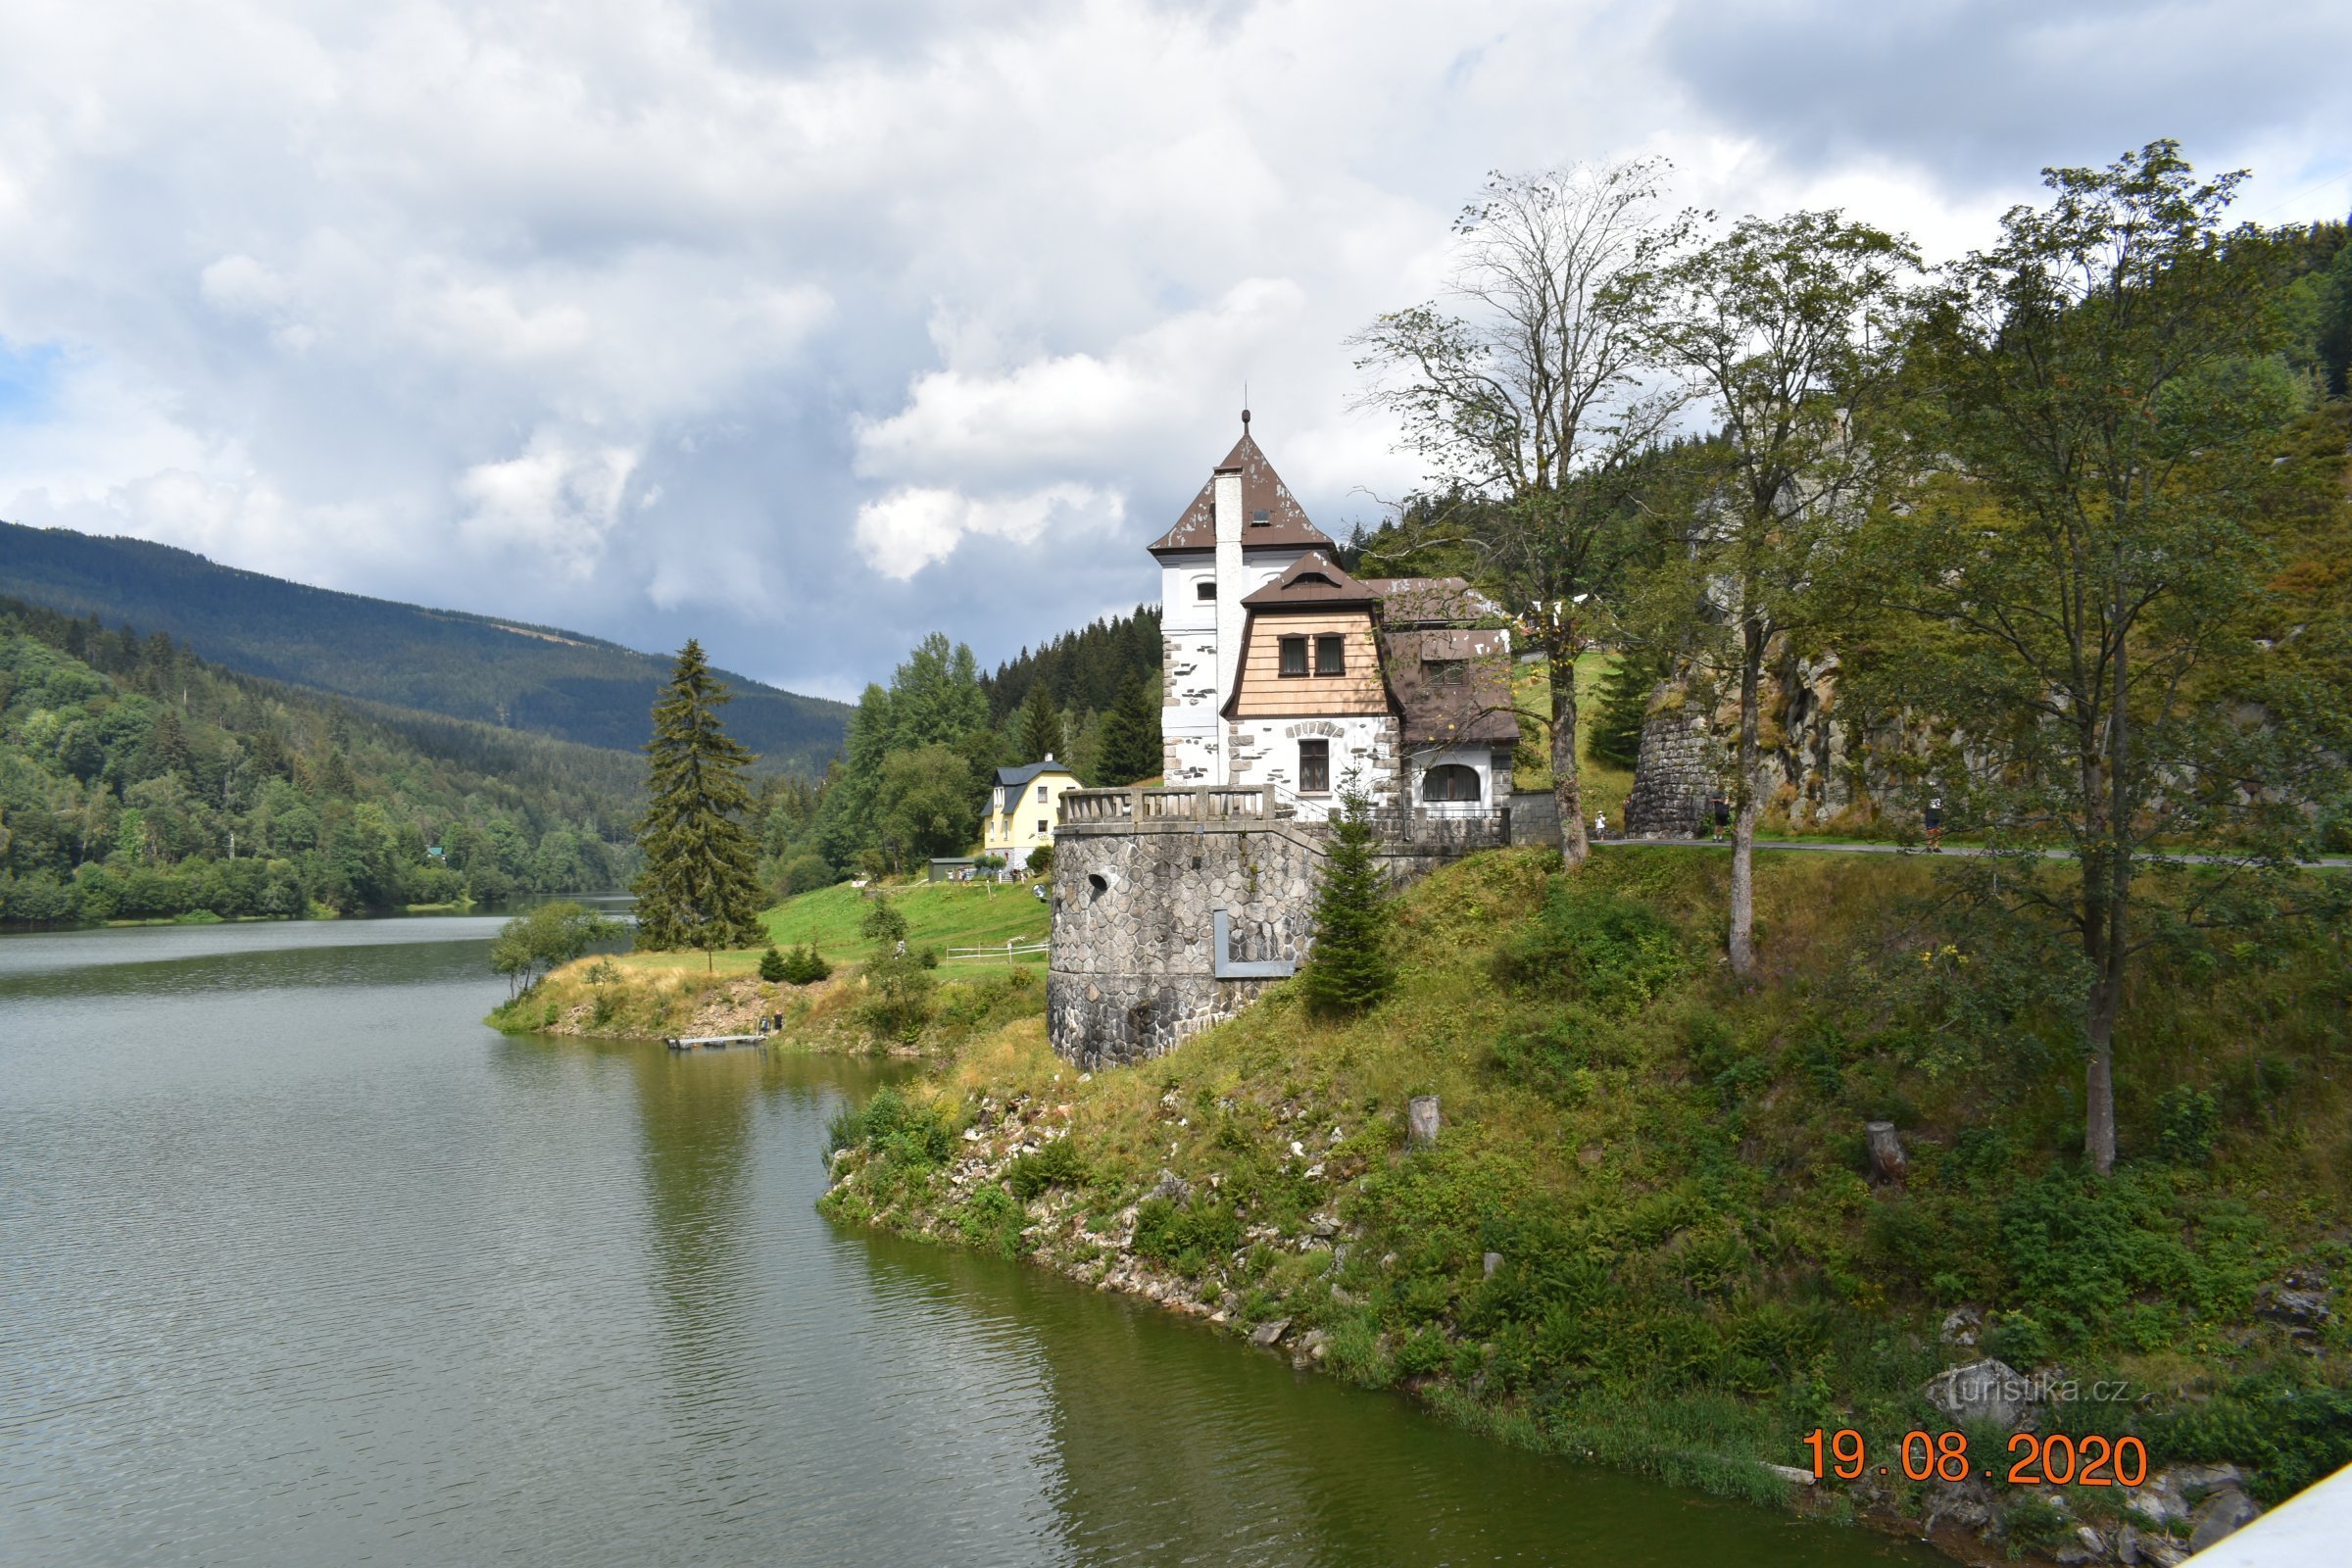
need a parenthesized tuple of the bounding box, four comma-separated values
(1299, 783, 1396, 1018)
(873, 743, 977, 863)
(0, 605, 632, 924)
(631, 640, 767, 952)
(778, 852, 834, 895)
(1004, 1138, 1088, 1200)
(826, 1085, 955, 1167)
(2145, 1374, 2352, 1504)
(1591, 647, 1666, 770)
(1995, 1170, 2266, 1346)
(758, 944, 788, 982)
(1494, 878, 1688, 1015)
(858, 952, 937, 1043)
(1093, 673, 1161, 786)
(2156, 1086, 2221, 1165)
(1012, 682, 1064, 766)
(1132, 1193, 1243, 1275)
(0, 520, 847, 765)
(776, 943, 832, 984)
(489, 900, 619, 993)
(859, 895, 909, 946)
(1026, 844, 1053, 876)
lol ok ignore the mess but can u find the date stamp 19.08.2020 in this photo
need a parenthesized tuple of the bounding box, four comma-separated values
(1801, 1428, 2150, 1487)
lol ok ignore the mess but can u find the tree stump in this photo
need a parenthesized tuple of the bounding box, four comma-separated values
(1866, 1121, 1909, 1186)
(1408, 1095, 1442, 1148)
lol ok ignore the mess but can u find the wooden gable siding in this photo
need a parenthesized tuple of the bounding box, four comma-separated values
(1227, 611, 1391, 717)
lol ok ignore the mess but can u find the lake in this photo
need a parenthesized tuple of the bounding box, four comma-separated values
(0, 913, 1940, 1565)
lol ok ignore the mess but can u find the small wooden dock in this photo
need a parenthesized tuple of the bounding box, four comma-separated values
(663, 1034, 766, 1052)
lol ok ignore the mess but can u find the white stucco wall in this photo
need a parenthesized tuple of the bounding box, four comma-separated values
(1403, 743, 1503, 815)
(1224, 713, 1400, 812)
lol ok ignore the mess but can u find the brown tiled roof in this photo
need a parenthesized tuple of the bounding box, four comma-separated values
(1364, 576, 1507, 626)
(1147, 421, 1335, 556)
(1383, 626, 1522, 746)
(1239, 551, 1380, 610)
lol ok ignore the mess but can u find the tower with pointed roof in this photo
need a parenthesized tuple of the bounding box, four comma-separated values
(1150, 410, 1342, 787)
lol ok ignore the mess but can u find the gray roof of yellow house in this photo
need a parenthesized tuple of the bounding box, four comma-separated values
(995, 759, 1078, 790)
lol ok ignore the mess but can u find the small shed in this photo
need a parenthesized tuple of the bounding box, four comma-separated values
(927, 857, 978, 883)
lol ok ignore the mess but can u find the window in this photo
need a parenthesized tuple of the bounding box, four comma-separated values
(1314, 634, 1346, 675)
(1422, 763, 1482, 802)
(1426, 659, 1467, 686)
(1250, 509, 1270, 525)
(1196, 579, 1216, 601)
(1279, 635, 1308, 676)
(1037, 819, 1049, 835)
(1299, 739, 1330, 794)
(1037, 784, 1049, 802)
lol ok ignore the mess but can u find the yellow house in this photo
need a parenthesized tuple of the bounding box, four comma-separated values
(983, 758, 1082, 860)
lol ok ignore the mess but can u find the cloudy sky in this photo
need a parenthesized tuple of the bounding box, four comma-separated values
(2, 0, 2345, 701)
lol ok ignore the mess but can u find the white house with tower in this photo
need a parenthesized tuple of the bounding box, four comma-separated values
(1149, 413, 1521, 814)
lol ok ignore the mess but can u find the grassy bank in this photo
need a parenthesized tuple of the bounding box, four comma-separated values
(820, 848, 2351, 1559)
(485, 875, 1053, 1047)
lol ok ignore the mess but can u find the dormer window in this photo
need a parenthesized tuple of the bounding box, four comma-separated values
(1294, 571, 1335, 588)
(1250, 509, 1271, 526)
(1426, 659, 1467, 686)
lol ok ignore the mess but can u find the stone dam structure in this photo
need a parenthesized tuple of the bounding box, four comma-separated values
(1046, 785, 1543, 1068)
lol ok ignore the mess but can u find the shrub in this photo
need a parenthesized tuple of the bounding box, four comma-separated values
(759, 945, 788, 982)
(2145, 1375, 2352, 1504)
(779, 943, 833, 984)
(2155, 1085, 2219, 1165)
(780, 852, 835, 895)
(860, 895, 909, 947)
(1494, 881, 1688, 1016)
(826, 1085, 955, 1166)
(1132, 1193, 1242, 1275)
(1005, 1138, 1089, 1200)
(958, 1185, 1026, 1257)
(858, 952, 936, 1043)
(1027, 844, 1054, 876)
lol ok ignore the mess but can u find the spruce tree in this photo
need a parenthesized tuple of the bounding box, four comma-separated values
(1013, 682, 1063, 763)
(1299, 781, 1395, 1018)
(633, 640, 767, 956)
(1093, 674, 1161, 785)
(1591, 647, 1666, 770)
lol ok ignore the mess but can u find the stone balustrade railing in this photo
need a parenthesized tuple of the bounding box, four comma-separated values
(1057, 786, 1279, 827)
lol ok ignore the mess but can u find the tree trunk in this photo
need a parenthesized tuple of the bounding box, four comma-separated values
(2084, 622, 2132, 1177)
(1552, 636, 1590, 868)
(1727, 614, 1764, 978)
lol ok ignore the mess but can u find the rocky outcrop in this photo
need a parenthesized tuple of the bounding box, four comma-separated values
(1622, 647, 1894, 837)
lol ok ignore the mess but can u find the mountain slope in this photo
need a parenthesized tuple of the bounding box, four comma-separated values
(0, 521, 849, 769)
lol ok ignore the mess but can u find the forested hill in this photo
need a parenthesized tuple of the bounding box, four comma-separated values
(0, 521, 849, 769)
(0, 596, 643, 923)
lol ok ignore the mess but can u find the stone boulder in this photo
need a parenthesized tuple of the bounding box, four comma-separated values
(1922, 1358, 2034, 1430)
(2186, 1487, 2261, 1551)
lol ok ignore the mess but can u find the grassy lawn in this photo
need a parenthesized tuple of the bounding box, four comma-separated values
(761, 878, 1053, 961)
(604, 876, 1054, 977)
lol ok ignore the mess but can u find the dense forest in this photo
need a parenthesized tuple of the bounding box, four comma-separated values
(977, 606, 1161, 726)
(755, 613, 1164, 888)
(0, 521, 850, 767)
(0, 597, 642, 924)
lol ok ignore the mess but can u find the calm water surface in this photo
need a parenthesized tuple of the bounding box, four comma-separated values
(0, 915, 1940, 1566)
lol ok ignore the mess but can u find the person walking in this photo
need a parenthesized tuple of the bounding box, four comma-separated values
(1593, 810, 1608, 841)
(1924, 795, 1944, 853)
(1710, 794, 1731, 842)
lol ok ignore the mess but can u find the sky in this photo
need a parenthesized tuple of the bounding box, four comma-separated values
(1, 0, 2346, 702)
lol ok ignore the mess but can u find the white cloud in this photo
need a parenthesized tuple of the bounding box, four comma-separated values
(455, 431, 639, 580)
(0, 0, 2338, 698)
(855, 483, 1122, 578)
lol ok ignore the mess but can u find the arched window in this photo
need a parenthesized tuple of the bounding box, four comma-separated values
(1422, 763, 1482, 803)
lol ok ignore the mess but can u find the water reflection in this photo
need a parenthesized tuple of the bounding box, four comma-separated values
(1, 917, 1941, 1568)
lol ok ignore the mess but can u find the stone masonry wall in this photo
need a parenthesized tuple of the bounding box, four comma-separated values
(1048, 820, 1323, 1069)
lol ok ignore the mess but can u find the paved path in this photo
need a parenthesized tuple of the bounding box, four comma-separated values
(1592, 837, 2352, 869)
